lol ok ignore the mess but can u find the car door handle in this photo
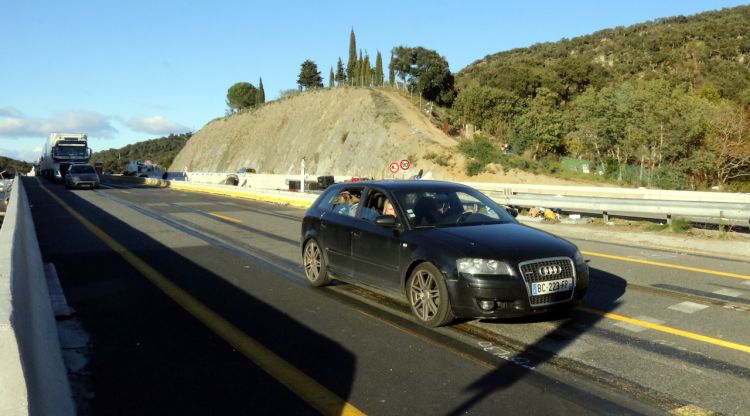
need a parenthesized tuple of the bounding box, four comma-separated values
(351, 230, 361, 237)
(320, 220, 328, 229)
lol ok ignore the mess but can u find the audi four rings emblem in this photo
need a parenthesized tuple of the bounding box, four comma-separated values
(538, 265, 562, 276)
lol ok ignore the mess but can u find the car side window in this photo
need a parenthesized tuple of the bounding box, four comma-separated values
(320, 188, 362, 217)
(358, 191, 394, 222)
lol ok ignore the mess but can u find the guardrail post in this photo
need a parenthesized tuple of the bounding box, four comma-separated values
(602, 211, 609, 222)
(666, 214, 672, 225)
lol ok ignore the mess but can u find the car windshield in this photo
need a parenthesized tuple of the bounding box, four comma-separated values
(394, 187, 515, 228)
(70, 165, 95, 174)
(55, 146, 89, 158)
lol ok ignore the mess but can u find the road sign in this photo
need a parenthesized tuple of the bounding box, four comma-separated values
(389, 162, 399, 174)
(400, 159, 410, 170)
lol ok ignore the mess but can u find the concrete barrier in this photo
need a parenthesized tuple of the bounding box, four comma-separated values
(106, 175, 319, 208)
(0, 178, 74, 415)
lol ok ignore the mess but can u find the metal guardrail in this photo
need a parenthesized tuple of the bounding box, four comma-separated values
(487, 192, 750, 226)
(112, 173, 750, 227)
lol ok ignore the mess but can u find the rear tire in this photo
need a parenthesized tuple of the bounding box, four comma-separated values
(303, 240, 330, 287)
(407, 263, 455, 327)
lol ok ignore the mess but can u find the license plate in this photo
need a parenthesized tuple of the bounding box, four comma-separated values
(531, 278, 573, 296)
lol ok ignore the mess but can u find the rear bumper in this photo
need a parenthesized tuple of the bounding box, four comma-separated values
(66, 179, 99, 188)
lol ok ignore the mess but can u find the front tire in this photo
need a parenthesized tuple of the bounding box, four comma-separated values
(303, 240, 330, 287)
(407, 263, 455, 327)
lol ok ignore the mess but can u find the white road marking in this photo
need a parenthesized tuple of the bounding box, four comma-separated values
(668, 302, 709, 314)
(713, 288, 743, 297)
(613, 315, 665, 333)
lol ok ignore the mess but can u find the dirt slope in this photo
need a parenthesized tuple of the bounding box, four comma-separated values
(170, 88, 582, 184)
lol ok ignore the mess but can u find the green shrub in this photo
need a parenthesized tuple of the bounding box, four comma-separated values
(667, 217, 692, 233)
(424, 151, 451, 166)
(457, 134, 503, 176)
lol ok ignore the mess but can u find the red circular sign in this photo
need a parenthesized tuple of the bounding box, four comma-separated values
(400, 159, 411, 170)
(389, 162, 399, 174)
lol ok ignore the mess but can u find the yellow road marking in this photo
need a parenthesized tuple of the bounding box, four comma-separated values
(208, 212, 242, 223)
(669, 404, 715, 415)
(582, 251, 750, 280)
(581, 307, 750, 354)
(39, 181, 364, 416)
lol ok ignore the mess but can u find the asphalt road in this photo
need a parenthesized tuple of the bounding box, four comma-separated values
(23, 176, 750, 415)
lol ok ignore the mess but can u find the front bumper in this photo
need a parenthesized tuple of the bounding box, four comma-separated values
(446, 263, 589, 319)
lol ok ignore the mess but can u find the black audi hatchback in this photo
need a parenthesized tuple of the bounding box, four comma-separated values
(300, 180, 588, 327)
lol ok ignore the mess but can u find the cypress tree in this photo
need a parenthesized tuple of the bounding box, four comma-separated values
(388, 52, 395, 87)
(256, 77, 265, 104)
(363, 53, 371, 86)
(335, 57, 346, 86)
(375, 51, 384, 86)
(357, 49, 365, 86)
(329, 66, 334, 88)
(346, 29, 357, 85)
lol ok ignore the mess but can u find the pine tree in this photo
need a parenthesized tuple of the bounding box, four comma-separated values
(226, 82, 257, 112)
(256, 77, 265, 104)
(375, 51, 384, 86)
(335, 57, 346, 86)
(346, 29, 357, 85)
(297, 60, 323, 90)
(329, 66, 334, 88)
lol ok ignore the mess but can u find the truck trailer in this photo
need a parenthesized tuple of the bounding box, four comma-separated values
(39, 133, 92, 182)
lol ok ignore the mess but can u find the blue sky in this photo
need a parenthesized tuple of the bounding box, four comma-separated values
(1, 1, 747, 162)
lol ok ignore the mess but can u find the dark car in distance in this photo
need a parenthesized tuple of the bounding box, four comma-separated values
(65, 163, 101, 189)
(300, 180, 589, 327)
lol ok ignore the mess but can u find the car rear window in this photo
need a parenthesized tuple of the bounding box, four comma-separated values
(70, 165, 95, 174)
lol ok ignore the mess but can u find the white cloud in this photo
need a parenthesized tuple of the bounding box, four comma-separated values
(126, 116, 190, 135)
(0, 110, 117, 138)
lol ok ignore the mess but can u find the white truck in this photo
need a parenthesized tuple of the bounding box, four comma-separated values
(124, 160, 163, 178)
(39, 133, 92, 182)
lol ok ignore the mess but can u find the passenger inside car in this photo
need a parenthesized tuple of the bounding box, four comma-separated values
(359, 192, 396, 221)
(331, 190, 360, 216)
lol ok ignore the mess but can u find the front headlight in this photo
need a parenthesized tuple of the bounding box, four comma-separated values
(457, 258, 513, 275)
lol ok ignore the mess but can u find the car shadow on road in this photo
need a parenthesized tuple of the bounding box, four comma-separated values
(23, 177, 357, 415)
(446, 267, 634, 415)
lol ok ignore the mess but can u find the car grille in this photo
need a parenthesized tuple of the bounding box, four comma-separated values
(518, 257, 576, 307)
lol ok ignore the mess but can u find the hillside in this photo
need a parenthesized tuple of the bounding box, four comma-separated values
(171, 88, 459, 178)
(450, 5, 750, 190)
(93, 133, 191, 174)
(170, 88, 584, 184)
(456, 5, 750, 103)
(0, 156, 32, 176)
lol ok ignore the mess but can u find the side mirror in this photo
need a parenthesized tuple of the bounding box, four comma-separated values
(506, 207, 519, 218)
(374, 215, 399, 228)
